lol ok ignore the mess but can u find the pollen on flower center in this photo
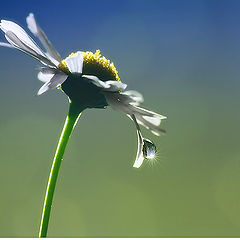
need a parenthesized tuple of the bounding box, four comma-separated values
(58, 50, 120, 82)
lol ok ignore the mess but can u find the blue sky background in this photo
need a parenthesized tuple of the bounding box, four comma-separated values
(1, 0, 240, 237)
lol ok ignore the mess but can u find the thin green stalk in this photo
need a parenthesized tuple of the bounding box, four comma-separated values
(39, 103, 83, 237)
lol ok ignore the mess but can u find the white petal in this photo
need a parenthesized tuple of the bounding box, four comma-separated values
(39, 67, 59, 74)
(37, 73, 68, 95)
(133, 106, 167, 119)
(131, 114, 145, 168)
(82, 75, 110, 88)
(0, 20, 55, 67)
(133, 130, 144, 168)
(82, 75, 127, 92)
(38, 67, 62, 82)
(45, 53, 61, 66)
(5, 31, 54, 67)
(151, 129, 165, 136)
(135, 115, 166, 136)
(104, 92, 166, 135)
(104, 92, 132, 114)
(133, 150, 144, 168)
(0, 42, 14, 48)
(38, 72, 54, 82)
(65, 52, 83, 73)
(26, 14, 38, 35)
(26, 13, 61, 63)
(142, 115, 161, 126)
(0, 20, 41, 54)
(122, 90, 144, 105)
(113, 90, 143, 106)
(104, 81, 127, 92)
(104, 92, 140, 115)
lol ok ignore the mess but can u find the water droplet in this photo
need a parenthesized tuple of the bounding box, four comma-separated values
(143, 139, 156, 159)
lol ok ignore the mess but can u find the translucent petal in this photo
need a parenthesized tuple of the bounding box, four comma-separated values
(82, 75, 109, 88)
(135, 115, 166, 136)
(122, 90, 144, 105)
(104, 81, 127, 92)
(37, 73, 68, 95)
(129, 114, 144, 168)
(0, 42, 14, 48)
(82, 75, 127, 92)
(0, 20, 56, 67)
(26, 13, 61, 63)
(133, 151, 144, 168)
(39, 67, 60, 74)
(38, 72, 54, 83)
(133, 130, 144, 168)
(0, 20, 43, 55)
(142, 115, 161, 126)
(105, 92, 166, 135)
(4, 30, 54, 67)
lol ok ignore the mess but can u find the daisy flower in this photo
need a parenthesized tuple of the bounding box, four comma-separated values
(0, 13, 167, 236)
(0, 13, 166, 168)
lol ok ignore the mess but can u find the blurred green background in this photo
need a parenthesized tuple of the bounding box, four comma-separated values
(1, 0, 240, 237)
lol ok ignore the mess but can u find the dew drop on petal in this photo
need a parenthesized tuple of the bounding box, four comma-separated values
(143, 139, 156, 159)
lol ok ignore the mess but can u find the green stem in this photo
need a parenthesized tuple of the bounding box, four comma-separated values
(39, 103, 83, 237)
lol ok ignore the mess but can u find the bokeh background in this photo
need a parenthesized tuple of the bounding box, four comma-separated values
(0, 0, 240, 237)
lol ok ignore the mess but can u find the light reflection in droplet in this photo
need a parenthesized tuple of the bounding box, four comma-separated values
(143, 139, 156, 160)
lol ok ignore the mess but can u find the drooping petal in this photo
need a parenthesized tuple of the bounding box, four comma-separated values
(82, 75, 110, 88)
(134, 130, 144, 168)
(82, 75, 127, 92)
(26, 13, 61, 64)
(135, 115, 166, 136)
(142, 115, 161, 126)
(112, 90, 143, 106)
(131, 114, 158, 168)
(131, 114, 145, 168)
(0, 20, 56, 67)
(104, 81, 127, 92)
(104, 92, 166, 135)
(37, 73, 68, 95)
(122, 90, 144, 105)
(132, 106, 167, 120)
(64, 52, 83, 73)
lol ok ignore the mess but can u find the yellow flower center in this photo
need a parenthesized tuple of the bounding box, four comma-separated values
(58, 50, 120, 82)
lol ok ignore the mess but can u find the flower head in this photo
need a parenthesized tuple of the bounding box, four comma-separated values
(0, 13, 167, 168)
